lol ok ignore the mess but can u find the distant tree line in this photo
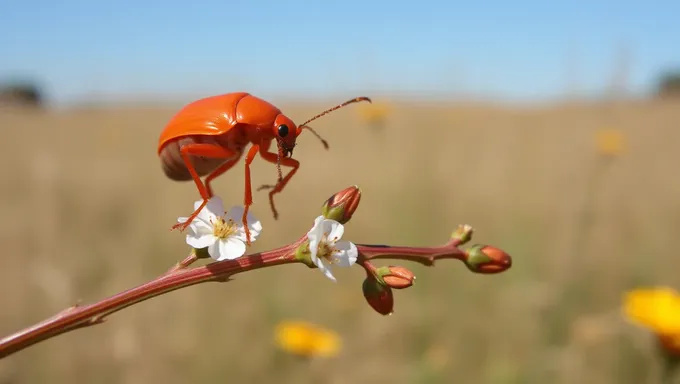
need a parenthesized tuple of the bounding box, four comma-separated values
(656, 69, 680, 98)
(0, 80, 44, 108)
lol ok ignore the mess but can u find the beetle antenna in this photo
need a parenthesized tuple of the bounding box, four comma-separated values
(299, 125, 329, 149)
(299, 96, 372, 127)
(298, 96, 371, 150)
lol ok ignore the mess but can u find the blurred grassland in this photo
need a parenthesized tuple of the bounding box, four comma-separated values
(0, 97, 679, 383)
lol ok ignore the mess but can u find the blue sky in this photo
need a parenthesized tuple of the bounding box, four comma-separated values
(1, 0, 679, 105)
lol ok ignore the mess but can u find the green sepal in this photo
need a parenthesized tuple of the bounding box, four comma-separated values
(193, 247, 211, 259)
(294, 239, 316, 268)
(322, 205, 346, 224)
(465, 244, 492, 272)
(372, 266, 392, 287)
(451, 224, 473, 245)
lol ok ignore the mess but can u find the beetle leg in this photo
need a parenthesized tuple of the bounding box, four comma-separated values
(171, 144, 238, 233)
(242, 144, 260, 245)
(256, 147, 301, 221)
(204, 156, 241, 198)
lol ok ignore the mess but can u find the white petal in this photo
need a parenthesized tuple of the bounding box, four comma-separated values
(225, 206, 263, 242)
(178, 213, 212, 229)
(247, 218, 263, 239)
(325, 220, 345, 243)
(230, 224, 263, 244)
(187, 217, 213, 232)
(226, 206, 262, 231)
(225, 206, 245, 222)
(332, 241, 358, 267)
(205, 196, 225, 213)
(314, 258, 337, 282)
(306, 216, 326, 262)
(194, 206, 217, 226)
(193, 200, 206, 212)
(207, 241, 221, 260)
(186, 220, 213, 236)
(213, 237, 247, 261)
(186, 233, 216, 249)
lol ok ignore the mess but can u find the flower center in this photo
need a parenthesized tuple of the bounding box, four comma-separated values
(317, 232, 340, 264)
(212, 216, 237, 239)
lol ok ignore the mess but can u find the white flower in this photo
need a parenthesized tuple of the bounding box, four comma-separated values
(306, 215, 358, 282)
(177, 196, 262, 261)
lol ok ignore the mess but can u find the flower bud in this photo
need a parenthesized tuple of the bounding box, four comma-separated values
(362, 276, 394, 315)
(464, 244, 512, 274)
(451, 224, 473, 245)
(376, 266, 416, 289)
(321, 185, 361, 224)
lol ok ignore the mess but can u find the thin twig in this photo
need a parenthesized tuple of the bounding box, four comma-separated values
(0, 232, 510, 359)
(165, 252, 200, 274)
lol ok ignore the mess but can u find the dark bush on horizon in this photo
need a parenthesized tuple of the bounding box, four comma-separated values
(0, 80, 44, 108)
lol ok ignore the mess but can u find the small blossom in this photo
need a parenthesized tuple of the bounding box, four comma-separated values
(306, 215, 358, 282)
(274, 320, 341, 358)
(177, 196, 262, 261)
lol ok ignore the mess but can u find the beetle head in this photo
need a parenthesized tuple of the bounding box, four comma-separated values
(273, 114, 299, 158)
(271, 96, 371, 159)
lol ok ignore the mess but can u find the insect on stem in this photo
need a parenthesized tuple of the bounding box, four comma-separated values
(299, 96, 372, 149)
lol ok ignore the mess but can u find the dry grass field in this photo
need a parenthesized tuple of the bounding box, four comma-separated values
(0, 97, 679, 383)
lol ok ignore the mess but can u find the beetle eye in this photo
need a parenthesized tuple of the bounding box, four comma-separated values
(277, 124, 289, 138)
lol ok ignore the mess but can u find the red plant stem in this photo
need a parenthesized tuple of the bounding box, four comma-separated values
(0, 244, 297, 359)
(0, 236, 505, 360)
(357, 237, 466, 265)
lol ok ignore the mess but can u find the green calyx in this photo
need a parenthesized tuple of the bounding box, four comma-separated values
(372, 266, 392, 286)
(294, 239, 316, 268)
(451, 224, 473, 245)
(321, 205, 347, 224)
(465, 244, 492, 272)
(193, 247, 211, 259)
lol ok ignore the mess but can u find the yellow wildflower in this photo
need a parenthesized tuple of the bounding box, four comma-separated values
(623, 287, 680, 356)
(357, 102, 391, 126)
(595, 128, 626, 157)
(274, 320, 341, 358)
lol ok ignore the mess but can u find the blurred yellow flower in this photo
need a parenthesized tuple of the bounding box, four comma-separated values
(623, 287, 680, 356)
(274, 320, 341, 358)
(357, 102, 391, 125)
(424, 344, 451, 371)
(595, 128, 626, 157)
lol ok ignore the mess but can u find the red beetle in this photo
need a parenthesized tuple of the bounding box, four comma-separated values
(158, 92, 371, 245)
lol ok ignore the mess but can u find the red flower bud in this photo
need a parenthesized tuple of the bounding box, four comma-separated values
(464, 244, 512, 274)
(321, 186, 362, 224)
(379, 266, 416, 289)
(362, 277, 394, 315)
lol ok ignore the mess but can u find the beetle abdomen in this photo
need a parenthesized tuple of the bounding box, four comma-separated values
(159, 136, 229, 181)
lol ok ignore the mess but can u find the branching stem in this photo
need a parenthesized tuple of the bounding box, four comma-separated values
(0, 233, 509, 359)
